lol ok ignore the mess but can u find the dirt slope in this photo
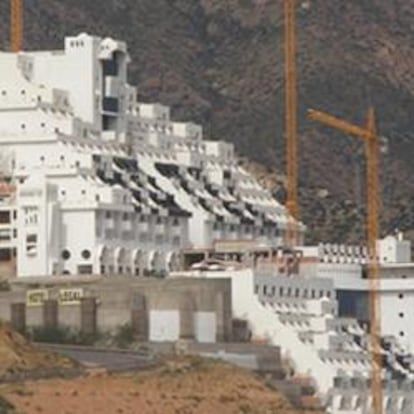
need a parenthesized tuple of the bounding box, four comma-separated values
(3, 356, 324, 414)
(0, 322, 73, 379)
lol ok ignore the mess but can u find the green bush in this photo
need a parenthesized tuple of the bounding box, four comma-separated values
(29, 326, 100, 346)
(0, 280, 10, 292)
(30, 326, 73, 344)
(113, 323, 135, 348)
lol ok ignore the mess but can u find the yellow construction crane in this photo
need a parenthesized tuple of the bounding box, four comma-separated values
(11, 0, 23, 52)
(308, 108, 383, 414)
(284, 0, 299, 245)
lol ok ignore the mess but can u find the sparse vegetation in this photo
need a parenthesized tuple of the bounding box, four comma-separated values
(0, 280, 10, 292)
(113, 323, 135, 348)
(29, 326, 100, 346)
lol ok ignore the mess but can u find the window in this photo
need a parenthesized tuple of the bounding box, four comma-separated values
(95, 195, 100, 202)
(123, 212, 129, 221)
(399, 312, 404, 318)
(61, 249, 71, 260)
(399, 331, 405, 337)
(27, 234, 37, 244)
(295, 288, 300, 298)
(263, 285, 267, 295)
(21, 124, 26, 130)
(81, 249, 91, 260)
(398, 293, 404, 299)
(0, 211, 10, 224)
(279, 287, 284, 297)
(78, 264, 93, 275)
(105, 211, 111, 219)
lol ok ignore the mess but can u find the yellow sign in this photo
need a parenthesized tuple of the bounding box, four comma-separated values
(58, 288, 83, 305)
(26, 289, 49, 307)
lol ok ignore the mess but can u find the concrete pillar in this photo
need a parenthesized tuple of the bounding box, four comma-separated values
(10, 302, 26, 333)
(80, 297, 97, 336)
(131, 293, 147, 340)
(179, 293, 195, 340)
(215, 291, 225, 341)
(43, 300, 58, 329)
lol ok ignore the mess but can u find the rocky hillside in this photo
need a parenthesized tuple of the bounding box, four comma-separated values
(0, 0, 413, 243)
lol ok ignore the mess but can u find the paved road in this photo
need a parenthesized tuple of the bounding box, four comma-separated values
(39, 344, 157, 372)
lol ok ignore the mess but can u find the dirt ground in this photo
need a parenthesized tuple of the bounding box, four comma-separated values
(0, 322, 74, 379)
(2, 356, 322, 414)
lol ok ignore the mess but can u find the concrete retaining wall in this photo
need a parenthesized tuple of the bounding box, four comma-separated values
(0, 276, 232, 342)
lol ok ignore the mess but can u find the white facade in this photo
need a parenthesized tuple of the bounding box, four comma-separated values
(176, 264, 414, 413)
(0, 33, 302, 277)
(299, 234, 414, 353)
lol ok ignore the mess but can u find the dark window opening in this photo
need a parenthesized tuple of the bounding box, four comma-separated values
(61, 249, 71, 260)
(102, 97, 119, 113)
(0, 211, 10, 224)
(102, 58, 119, 77)
(0, 249, 11, 262)
(81, 249, 91, 260)
(102, 115, 117, 131)
(26, 234, 37, 244)
(78, 264, 93, 275)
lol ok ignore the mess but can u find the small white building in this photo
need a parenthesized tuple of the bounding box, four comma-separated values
(0, 33, 302, 278)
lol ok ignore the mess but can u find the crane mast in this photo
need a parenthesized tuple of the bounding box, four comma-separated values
(11, 0, 23, 52)
(308, 107, 383, 414)
(284, 0, 298, 245)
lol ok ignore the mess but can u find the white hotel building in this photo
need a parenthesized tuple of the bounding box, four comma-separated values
(0, 33, 303, 278)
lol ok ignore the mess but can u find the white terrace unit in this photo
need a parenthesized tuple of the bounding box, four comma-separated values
(0, 33, 302, 277)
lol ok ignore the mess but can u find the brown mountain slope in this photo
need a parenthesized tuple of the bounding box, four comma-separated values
(0, 0, 413, 243)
